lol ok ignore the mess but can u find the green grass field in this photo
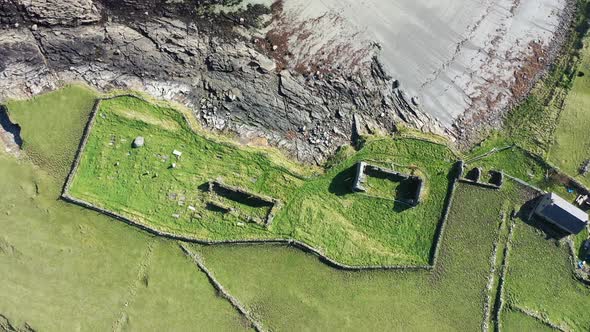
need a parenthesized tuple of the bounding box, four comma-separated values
(0, 154, 248, 331)
(0, 86, 247, 331)
(5, 82, 590, 331)
(549, 40, 590, 187)
(502, 309, 556, 331)
(466, 138, 580, 202)
(5, 85, 97, 178)
(185, 183, 517, 331)
(504, 221, 590, 331)
(66, 96, 455, 266)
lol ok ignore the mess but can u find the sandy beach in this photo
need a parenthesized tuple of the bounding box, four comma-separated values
(274, 0, 569, 128)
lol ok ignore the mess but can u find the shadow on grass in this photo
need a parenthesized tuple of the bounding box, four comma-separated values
(465, 167, 480, 181)
(328, 165, 356, 196)
(393, 200, 413, 213)
(0, 105, 23, 147)
(578, 239, 590, 261)
(205, 202, 231, 213)
(198, 182, 209, 192)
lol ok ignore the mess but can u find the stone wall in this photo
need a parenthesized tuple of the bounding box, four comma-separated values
(207, 180, 281, 227)
(353, 161, 424, 206)
(61, 94, 460, 270)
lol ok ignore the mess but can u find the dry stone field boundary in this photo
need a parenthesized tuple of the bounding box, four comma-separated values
(61, 94, 461, 271)
(63, 94, 589, 276)
(179, 243, 266, 332)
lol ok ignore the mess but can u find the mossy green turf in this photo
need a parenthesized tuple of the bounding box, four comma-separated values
(466, 138, 579, 201)
(5, 85, 97, 178)
(187, 183, 514, 331)
(363, 164, 419, 199)
(68, 96, 455, 266)
(504, 221, 590, 330)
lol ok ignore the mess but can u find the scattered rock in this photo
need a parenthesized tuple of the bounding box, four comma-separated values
(132, 136, 144, 148)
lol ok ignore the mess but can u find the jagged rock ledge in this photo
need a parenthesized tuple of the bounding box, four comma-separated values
(0, 0, 441, 164)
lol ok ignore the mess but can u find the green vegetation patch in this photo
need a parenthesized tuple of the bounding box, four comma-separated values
(67, 96, 455, 266)
(549, 40, 590, 187)
(361, 163, 422, 202)
(501, 309, 556, 332)
(5, 85, 97, 177)
(0, 146, 247, 332)
(0, 87, 248, 331)
(466, 140, 579, 201)
(189, 183, 514, 331)
(504, 221, 590, 331)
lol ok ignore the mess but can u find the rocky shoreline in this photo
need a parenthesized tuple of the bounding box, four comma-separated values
(0, 0, 577, 163)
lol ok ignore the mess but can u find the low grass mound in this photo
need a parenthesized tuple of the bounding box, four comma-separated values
(67, 95, 455, 266)
(189, 183, 514, 331)
(5, 85, 97, 178)
(504, 221, 590, 331)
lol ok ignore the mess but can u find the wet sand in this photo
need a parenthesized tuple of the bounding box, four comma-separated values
(275, 0, 569, 127)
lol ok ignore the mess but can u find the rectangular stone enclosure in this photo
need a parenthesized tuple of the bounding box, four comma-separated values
(206, 181, 282, 227)
(352, 161, 423, 207)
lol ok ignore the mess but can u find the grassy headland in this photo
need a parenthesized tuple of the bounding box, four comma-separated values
(66, 96, 455, 266)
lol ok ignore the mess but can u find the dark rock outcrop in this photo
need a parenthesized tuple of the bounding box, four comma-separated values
(0, 0, 442, 164)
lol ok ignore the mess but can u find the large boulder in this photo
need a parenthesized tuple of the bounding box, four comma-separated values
(132, 136, 144, 148)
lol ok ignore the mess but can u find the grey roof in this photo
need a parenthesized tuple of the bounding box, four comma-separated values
(536, 193, 588, 234)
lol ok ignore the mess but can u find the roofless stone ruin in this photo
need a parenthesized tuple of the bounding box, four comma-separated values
(206, 180, 282, 227)
(352, 161, 423, 207)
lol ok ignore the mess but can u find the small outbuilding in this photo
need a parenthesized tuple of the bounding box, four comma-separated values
(534, 193, 588, 235)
